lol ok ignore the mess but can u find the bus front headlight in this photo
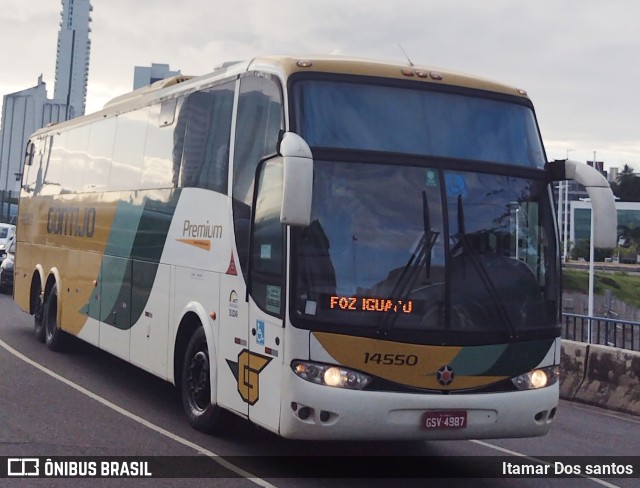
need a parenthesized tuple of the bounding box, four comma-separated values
(511, 365, 560, 390)
(292, 360, 372, 390)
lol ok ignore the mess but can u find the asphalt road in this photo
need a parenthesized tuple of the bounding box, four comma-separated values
(0, 293, 638, 487)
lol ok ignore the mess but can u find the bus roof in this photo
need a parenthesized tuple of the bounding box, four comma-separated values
(30, 55, 530, 138)
(250, 55, 530, 99)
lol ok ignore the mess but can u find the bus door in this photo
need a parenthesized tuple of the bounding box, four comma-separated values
(217, 159, 285, 428)
(246, 158, 286, 431)
(222, 73, 286, 430)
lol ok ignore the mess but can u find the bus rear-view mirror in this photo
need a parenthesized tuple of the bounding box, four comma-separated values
(279, 132, 313, 227)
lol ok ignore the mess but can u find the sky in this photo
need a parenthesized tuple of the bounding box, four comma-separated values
(1, 0, 639, 172)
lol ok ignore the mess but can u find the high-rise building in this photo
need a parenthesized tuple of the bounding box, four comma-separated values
(54, 0, 93, 119)
(0, 77, 67, 192)
(0, 0, 93, 192)
(134, 63, 181, 89)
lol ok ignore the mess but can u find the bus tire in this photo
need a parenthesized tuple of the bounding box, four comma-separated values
(43, 284, 66, 351)
(34, 293, 45, 343)
(181, 327, 220, 433)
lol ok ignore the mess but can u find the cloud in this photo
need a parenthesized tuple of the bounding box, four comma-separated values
(2, 0, 639, 170)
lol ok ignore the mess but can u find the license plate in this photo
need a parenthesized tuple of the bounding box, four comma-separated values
(423, 411, 467, 430)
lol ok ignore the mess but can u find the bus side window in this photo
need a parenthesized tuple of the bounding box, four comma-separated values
(178, 82, 234, 194)
(41, 132, 68, 196)
(32, 137, 51, 195)
(24, 141, 35, 167)
(86, 117, 116, 192)
(22, 140, 38, 193)
(63, 124, 91, 193)
(110, 108, 149, 191)
(232, 75, 284, 278)
(142, 98, 183, 189)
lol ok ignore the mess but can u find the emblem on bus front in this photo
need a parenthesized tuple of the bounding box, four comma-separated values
(226, 349, 272, 405)
(437, 365, 455, 386)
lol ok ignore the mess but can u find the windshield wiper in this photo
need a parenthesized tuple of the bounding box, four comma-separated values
(376, 191, 438, 336)
(453, 194, 517, 338)
(422, 191, 438, 279)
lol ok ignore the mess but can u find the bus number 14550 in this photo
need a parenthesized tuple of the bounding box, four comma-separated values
(363, 352, 419, 366)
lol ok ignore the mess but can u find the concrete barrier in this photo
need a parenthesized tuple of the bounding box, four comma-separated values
(573, 344, 640, 416)
(560, 340, 640, 416)
(559, 340, 589, 401)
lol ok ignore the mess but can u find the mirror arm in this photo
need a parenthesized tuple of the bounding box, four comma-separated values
(546, 159, 617, 249)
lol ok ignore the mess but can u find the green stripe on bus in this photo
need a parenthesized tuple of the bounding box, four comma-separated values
(481, 339, 555, 377)
(448, 343, 508, 375)
(80, 191, 180, 330)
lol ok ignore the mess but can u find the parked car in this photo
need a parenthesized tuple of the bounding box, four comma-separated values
(0, 223, 16, 264)
(0, 236, 15, 294)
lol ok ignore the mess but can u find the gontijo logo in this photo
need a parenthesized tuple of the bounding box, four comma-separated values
(226, 350, 272, 405)
(47, 207, 96, 238)
(177, 219, 223, 251)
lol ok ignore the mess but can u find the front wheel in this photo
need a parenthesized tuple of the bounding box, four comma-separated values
(181, 327, 221, 433)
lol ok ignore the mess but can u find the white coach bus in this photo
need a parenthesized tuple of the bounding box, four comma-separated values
(15, 56, 616, 440)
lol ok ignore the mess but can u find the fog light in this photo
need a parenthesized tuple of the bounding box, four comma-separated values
(298, 407, 311, 420)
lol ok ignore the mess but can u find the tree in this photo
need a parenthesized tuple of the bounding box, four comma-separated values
(570, 239, 613, 262)
(611, 164, 640, 202)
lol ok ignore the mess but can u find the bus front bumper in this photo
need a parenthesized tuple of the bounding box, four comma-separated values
(279, 371, 559, 441)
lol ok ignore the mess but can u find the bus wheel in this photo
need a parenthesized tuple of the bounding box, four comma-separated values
(34, 293, 45, 343)
(181, 327, 220, 432)
(43, 284, 66, 351)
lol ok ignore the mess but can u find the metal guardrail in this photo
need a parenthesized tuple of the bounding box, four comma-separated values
(561, 313, 640, 352)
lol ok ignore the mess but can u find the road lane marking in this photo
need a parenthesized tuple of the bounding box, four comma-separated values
(569, 403, 640, 425)
(470, 439, 621, 488)
(2, 334, 633, 486)
(0, 338, 277, 488)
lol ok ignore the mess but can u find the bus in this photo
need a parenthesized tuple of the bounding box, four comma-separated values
(15, 56, 617, 440)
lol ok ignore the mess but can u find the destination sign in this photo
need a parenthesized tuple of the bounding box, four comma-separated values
(326, 295, 416, 314)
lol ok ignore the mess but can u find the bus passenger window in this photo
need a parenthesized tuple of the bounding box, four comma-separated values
(110, 108, 149, 191)
(63, 125, 91, 193)
(142, 99, 182, 189)
(177, 83, 234, 194)
(86, 117, 116, 192)
(22, 139, 42, 194)
(41, 132, 68, 196)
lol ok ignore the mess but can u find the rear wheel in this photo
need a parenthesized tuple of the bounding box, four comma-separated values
(43, 284, 66, 351)
(181, 327, 220, 433)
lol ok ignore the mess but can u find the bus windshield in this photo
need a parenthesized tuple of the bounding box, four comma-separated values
(290, 78, 558, 344)
(293, 79, 546, 168)
(291, 160, 560, 343)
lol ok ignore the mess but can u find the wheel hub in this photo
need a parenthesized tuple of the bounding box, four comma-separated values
(187, 350, 210, 410)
